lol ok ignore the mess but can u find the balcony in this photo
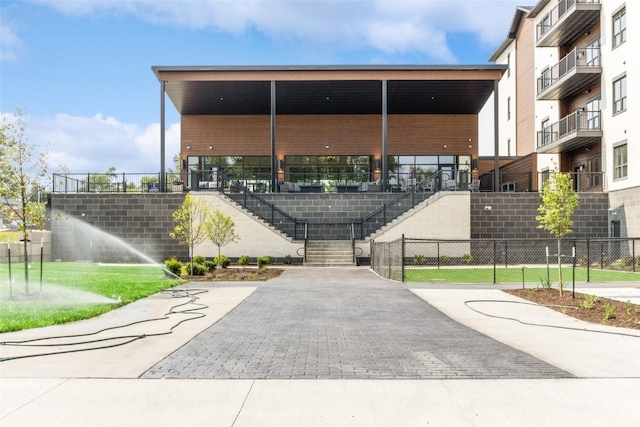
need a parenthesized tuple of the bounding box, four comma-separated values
(537, 110, 602, 153)
(536, 0, 601, 47)
(537, 47, 601, 100)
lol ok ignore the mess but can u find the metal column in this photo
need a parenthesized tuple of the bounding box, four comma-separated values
(381, 80, 388, 192)
(160, 80, 166, 192)
(493, 79, 500, 193)
(271, 81, 277, 192)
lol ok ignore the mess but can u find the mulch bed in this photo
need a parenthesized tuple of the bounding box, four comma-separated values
(505, 288, 640, 331)
(182, 267, 284, 282)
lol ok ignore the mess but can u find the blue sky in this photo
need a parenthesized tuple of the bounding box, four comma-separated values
(1, 0, 521, 173)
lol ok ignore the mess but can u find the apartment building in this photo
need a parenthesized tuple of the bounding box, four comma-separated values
(490, 0, 638, 237)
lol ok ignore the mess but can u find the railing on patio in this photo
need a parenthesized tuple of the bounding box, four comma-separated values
(538, 171, 603, 192)
(537, 110, 601, 149)
(52, 172, 184, 193)
(372, 236, 640, 283)
(536, 0, 601, 41)
(537, 46, 601, 95)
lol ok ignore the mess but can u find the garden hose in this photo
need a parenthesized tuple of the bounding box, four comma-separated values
(0, 288, 209, 363)
(464, 299, 640, 339)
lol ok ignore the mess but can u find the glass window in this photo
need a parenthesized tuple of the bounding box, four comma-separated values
(586, 97, 601, 130)
(614, 144, 627, 180)
(587, 157, 601, 188)
(507, 97, 511, 120)
(613, 76, 627, 114)
(613, 8, 626, 48)
(585, 37, 600, 66)
(507, 53, 511, 77)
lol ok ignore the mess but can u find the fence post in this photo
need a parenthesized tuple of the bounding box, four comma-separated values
(633, 239, 636, 273)
(600, 241, 604, 270)
(401, 234, 405, 282)
(437, 242, 440, 269)
(586, 238, 590, 282)
(493, 240, 497, 284)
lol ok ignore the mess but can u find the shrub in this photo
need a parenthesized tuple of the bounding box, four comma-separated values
(414, 255, 427, 265)
(193, 255, 206, 265)
(238, 255, 251, 266)
(214, 255, 231, 268)
(203, 260, 217, 273)
(461, 254, 473, 265)
(603, 303, 616, 321)
(283, 254, 293, 265)
(186, 262, 207, 276)
(439, 255, 450, 265)
(257, 255, 273, 269)
(164, 257, 183, 276)
(579, 294, 599, 310)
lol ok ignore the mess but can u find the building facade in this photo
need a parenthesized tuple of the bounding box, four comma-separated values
(153, 66, 505, 194)
(490, 0, 638, 237)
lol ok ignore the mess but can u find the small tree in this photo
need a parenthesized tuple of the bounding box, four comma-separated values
(169, 194, 210, 275)
(0, 110, 49, 295)
(206, 208, 239, 266)
(536, 171, 579, 295)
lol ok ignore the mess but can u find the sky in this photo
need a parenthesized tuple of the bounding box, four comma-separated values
(1, 0, 523, 174)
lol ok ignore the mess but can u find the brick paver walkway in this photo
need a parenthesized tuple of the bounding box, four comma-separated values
(143, 268, 571, 379)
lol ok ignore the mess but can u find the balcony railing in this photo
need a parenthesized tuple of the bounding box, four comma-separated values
(52, 172, 183, 193)
(537, 109, 601, 150)
(537, 0, 601, 43)
(537, 46, 600, 96)
(538, 171, 603, 192)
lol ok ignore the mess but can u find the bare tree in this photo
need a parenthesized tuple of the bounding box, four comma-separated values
(0, 109, 50, 294)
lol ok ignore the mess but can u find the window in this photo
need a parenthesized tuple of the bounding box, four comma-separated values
(613, 8, 626, 48)
(586, 97, 601, 130)
(541, 118, 551, 146)
(613, 76, 627, 114)
(587, 157, 601, 188)
(507, 138, 511, 156)
(540, 169, 550, 188)
(507, 53, 511, 78)
(614, 144, 627, 180)
(585, 37, 600, 66)
(507, 97, 511, 120)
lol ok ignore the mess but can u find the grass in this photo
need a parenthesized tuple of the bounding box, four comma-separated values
(0, 262, 183, 332)
(404, 266, 640, 283)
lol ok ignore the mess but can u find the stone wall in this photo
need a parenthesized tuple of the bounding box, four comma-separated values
(470, 192, 609, 239)
(49, 194, 187, 263)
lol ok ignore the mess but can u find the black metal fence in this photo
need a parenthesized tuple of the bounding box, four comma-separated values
(371, 237, 640, 283)
(52, 172, 184, 193)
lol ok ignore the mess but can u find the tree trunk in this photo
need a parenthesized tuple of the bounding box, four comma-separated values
(557, 238, 563, 296)
(189, 242, 194, 276)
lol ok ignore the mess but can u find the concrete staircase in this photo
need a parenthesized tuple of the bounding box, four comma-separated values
(305, 240, 354, 267)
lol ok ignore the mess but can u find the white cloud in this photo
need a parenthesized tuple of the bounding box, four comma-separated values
(3, 111, 180, 174)
(31, 0, 522, 62)
(0, 15, 23, 62)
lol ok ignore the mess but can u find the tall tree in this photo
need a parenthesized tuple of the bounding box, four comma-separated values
(169, 194, 210, 275)
(0, 109, 50, 295)
(206, 208, 240, 265)
(536, 171, 579, 295)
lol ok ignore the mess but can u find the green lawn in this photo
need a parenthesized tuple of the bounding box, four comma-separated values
(0, 262, 183, 332)
(404, 266, 640, 284)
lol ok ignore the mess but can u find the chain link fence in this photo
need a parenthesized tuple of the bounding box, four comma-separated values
(371, 237, 640, 284)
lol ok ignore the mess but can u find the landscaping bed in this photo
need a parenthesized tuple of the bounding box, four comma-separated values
(505, 288, 640, 331)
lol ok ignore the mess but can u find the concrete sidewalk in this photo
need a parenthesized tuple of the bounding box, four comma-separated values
(1, 268, 640, 426)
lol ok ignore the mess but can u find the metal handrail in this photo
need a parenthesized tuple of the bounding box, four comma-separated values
(537, 110, 601, 149)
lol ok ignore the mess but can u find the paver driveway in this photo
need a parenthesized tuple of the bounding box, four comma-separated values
(143, 268, 571, 380)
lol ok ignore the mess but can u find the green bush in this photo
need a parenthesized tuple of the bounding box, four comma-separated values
(413, 255, 427, 265)
(257, 255, 273, 269)
(192, 255, 206, 264)
(283, 254, 293, 265)
(214, 255, 230, 268)
(186, 262, 207, 276)
(164, 257, 183, 276)
(439, 255, 450, 265)
(238, 255, 251, 266)
(461, 253, 473, 265)
(203, 260, 217, 273)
